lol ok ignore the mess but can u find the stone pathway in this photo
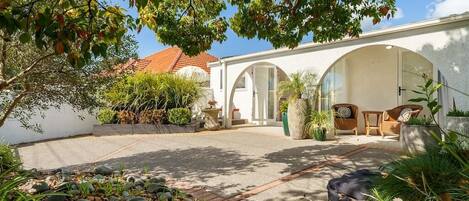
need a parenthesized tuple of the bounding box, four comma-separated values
(17, 127, 399, 200)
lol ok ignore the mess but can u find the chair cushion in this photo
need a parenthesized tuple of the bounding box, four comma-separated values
(398, 108, 413, 122)
(337, 106, 352, 118)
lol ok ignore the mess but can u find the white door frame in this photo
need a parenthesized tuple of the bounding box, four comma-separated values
(397, 49, 438, 118)
(251, 65, 279, 125)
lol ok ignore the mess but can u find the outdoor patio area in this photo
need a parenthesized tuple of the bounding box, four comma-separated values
(18, 127, 400, 200)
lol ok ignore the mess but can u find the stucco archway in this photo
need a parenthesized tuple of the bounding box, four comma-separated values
(226, 62, 289, 127)
(316, 44, 438, 134)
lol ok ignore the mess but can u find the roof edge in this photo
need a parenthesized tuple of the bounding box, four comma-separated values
(208, 12, 469, 67)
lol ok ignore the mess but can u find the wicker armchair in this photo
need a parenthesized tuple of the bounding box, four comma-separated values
(382, 104, 423, 135)
(332, 104, 359, 135)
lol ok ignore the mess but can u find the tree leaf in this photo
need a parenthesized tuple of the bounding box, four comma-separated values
(19, 33, 31, 43)
(409, 98, 427, 103)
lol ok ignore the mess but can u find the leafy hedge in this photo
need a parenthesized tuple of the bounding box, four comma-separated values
(104, 73, 202, 111)
(0, 144, 20, 172)
(100, 73, 201, 125)
(168, 108, 192, 125)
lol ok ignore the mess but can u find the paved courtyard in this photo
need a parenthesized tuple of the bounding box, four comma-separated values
(18, 127, 400, 200)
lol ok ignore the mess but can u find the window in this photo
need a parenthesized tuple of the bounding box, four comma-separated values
(235, 75, 246, 89)
(219, 69, 223, 90)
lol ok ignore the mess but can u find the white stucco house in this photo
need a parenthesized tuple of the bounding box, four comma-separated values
(209, 13, 469, 131)
(2, 13, 469, 144)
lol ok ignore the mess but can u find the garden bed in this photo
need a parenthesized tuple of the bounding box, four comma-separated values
(92, 124, 198, 136)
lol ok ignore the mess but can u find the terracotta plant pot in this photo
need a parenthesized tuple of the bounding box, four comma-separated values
(400, 124, 440, 154)
(287, 99, 307, 140)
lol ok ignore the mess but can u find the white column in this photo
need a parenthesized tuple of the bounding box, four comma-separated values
(222, 61, 231, 128)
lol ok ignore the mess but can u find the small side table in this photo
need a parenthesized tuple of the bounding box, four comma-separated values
(362, 111, 384, 137)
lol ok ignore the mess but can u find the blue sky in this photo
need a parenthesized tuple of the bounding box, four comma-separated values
(113, 0, 469, 58)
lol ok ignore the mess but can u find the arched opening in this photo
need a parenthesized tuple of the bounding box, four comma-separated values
(229, 62, 289, 126)
(317, 45, 435, 134)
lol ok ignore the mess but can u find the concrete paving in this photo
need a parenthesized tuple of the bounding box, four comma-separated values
(17, 126, 399, 200)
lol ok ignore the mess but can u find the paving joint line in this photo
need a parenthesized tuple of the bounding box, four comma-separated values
(230, 145, 370, 199)
(92, 138, 145, 164)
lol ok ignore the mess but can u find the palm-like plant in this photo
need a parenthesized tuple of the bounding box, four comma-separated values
(278, 72, 304, 100)
(278, 72, 317, 100)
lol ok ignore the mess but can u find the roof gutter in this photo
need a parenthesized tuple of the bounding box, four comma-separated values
(208, 12, 469, 67)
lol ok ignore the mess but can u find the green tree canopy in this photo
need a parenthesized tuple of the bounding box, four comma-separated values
(0, 0, 396, 129)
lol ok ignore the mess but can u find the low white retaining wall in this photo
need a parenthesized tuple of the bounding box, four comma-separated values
(0, 105, 97, 144)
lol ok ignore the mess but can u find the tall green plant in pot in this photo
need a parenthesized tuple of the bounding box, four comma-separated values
(278, 72, 317, 140)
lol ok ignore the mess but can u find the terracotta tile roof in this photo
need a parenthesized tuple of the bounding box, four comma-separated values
(142, 47, 218, 74)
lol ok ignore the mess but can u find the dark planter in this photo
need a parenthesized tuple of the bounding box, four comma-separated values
(313, 127, 327, 141)
(93, 124, 197, 136)
(282, 112, 290, 136)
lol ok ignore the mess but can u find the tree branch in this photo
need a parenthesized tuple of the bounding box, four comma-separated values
(0, 39, 6, 81)
(0, 89, 28, 127)
(0, 53, 54, 91)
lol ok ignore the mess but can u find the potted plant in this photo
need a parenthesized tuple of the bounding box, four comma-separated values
(306, 110, 332, 141)
(400, 117, 440, 154)
(279, 101, 289, 136)
(202, 100, 221, 130)
(446, 102, 469, 144)
(278, 72, 317, 140)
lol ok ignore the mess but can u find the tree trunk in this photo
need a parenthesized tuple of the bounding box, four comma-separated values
(288, 99, 307, 140)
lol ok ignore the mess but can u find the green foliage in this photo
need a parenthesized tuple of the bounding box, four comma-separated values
(0, 1, 131, 66)
(306, 110, 331, 141)
(0, 1, 396, 59)
(136, 0, 228, 56)
(405, 117, 433, 126)
(374, 148, 467, 201)
(0, 144, 20, 172)
(447, 109, 469, 117)
(97, 108, 117, 124)
(104, 73, 202, 112)
(0, 34, 138, 131)
(408, 77, 442, 117)
(278, 72, 317, 101)
(280, 101, 288, 113)
(0, 144, 21, 172)
(229, 0, 396, 49)
(373, 74, 469, 201)
(168, 108, 192, 125)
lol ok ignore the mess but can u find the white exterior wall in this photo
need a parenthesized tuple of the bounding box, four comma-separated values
(210, 15, 469, 127)
(0, 105, 97, 144)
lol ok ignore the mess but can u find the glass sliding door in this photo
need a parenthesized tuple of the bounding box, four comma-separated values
(252, 66, 278, 125)
(399, 50, 434, 116)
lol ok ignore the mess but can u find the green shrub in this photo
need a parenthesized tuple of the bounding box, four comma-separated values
(97, 108, 117, 124)
(104, 73, 202, 112)
(0, 144, 20, 172)
(139, 109, 166, 124)
(447, 109, 469, 117)
(373, 148, 467, 201)
(405, 116, 433, 126)
(168, 108, 192, 125)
